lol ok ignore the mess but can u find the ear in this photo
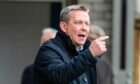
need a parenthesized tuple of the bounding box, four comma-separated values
(60, 22, 67, 33)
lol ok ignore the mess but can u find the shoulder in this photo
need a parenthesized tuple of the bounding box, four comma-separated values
(41, 39, 61, 50)
(39, 39, 65, 57)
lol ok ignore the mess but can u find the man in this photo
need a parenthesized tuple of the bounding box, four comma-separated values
(34, 5, 109, 84)
(21, 28, 57, 84)
(40, 28, 57, 45)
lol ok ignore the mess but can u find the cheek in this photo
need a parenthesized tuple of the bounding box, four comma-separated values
(68, 30, 78, 41)
(87, 30, 90, 35)
(73, 29, 79, 38)
(68, 28, 77, 35)
(86, 28, 90, 34)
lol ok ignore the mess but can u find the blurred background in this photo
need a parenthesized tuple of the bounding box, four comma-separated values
(0, 0, 139, 84)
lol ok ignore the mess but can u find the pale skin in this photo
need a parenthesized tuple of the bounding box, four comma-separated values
(60, 10, 109, 57)
(89, 36, 109, 57)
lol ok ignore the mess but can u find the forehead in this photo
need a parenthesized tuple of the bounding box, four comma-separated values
(69, 10, 90, 20)
(70, 10, 89, 16)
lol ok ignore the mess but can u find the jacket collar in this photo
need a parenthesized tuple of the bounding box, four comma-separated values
(55, 30, 91, 55)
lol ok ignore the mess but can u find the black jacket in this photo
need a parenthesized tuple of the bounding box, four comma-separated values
(34, 30, 97, 84)
(21, 64, 34, 84)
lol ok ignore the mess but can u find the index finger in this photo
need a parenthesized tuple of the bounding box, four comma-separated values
(98, 36, 109, 41)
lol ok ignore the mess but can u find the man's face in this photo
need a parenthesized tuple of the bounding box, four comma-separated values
(64, 10, 90, 47)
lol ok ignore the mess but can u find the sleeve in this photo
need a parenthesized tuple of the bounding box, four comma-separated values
(34, 44, 97, 84)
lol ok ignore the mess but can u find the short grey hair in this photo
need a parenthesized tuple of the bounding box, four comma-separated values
(89, 25, 106, 40)
(40, 27, 57, 45)
(60, 5, 89, 22)
(42, 27, 57, 35)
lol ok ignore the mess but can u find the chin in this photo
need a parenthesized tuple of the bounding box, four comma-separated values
(78, 43, 85, 46)
(76, 40, 86, 46)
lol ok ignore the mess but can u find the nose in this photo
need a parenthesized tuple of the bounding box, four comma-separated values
(81, 23, 88, 31)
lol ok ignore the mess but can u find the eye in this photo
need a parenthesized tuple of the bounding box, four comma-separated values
(85, 22, 90, 26)
(86, 21, 90, 25)
(75, 21, 82, 24)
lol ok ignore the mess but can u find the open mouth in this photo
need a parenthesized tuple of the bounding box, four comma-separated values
(78, 34, 85, 38)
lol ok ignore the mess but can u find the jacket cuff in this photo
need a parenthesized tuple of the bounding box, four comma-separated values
(82, 49, 97, 66)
